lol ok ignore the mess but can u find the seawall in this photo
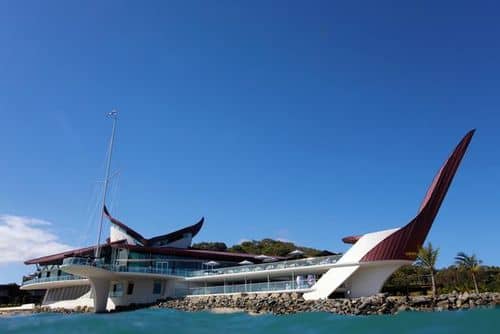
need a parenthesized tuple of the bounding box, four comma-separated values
(2, 292, 498, 316)
(156, 292, 500, 315)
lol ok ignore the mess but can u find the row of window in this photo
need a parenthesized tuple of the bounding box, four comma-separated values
(37, 269, 66, 279)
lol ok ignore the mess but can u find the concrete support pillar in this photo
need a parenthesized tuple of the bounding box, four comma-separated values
(90, 278, 110, 313)
(41, 288, 50, 305)
(348, 263, 404, 298)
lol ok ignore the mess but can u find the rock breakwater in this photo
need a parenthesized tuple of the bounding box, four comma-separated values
(156, 292, 500, 315)
(2, 292, 498, 316)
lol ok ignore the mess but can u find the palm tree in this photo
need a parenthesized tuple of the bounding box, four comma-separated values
(415, 243, 439, 297)
(455, 252, 482, 294)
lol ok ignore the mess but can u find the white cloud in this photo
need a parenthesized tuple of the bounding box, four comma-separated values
(0, 215, 73, 264)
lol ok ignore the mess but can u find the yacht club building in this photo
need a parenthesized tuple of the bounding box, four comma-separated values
(20, 130, 475, 312)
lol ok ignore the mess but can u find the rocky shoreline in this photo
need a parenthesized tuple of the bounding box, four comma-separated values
(155, 292, 500, 316)
(0, 305, 94, 316)
(1, 292, 498, 316)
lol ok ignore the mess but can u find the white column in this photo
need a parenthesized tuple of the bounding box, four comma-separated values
(90, 278, 110, 313)
(41, 289, 50, 305)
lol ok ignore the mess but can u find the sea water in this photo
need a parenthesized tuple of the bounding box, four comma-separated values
(0, 307, 498, 334)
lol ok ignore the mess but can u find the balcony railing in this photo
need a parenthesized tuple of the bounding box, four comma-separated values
(21, 274, 84, 286)
(187, 254, 341, 278)
(61, 254, 341, 279)
(62, 257, 195, 277)
(112, 265, 194, 277)
(189, 280, 313, 296)
(62, 257, 107, 267)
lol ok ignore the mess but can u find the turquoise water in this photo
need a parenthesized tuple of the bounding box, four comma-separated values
(1, 307, 498, 334)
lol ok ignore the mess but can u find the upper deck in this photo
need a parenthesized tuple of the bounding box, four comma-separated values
(54, 254, 342, 280)
(186, 254, 342, 281)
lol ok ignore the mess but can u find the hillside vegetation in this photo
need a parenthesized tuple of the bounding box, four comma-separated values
(192, 239, 334, 257)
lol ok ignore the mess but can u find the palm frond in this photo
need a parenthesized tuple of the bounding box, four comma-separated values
(415, 242, 439, 270)
(454, 252, 481, 269)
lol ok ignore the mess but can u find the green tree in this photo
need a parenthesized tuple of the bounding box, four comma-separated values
(415, 243, 439, 297)
(455, 252, 482, 294)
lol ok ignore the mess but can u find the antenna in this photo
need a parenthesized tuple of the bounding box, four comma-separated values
(95, 110, 118, 258)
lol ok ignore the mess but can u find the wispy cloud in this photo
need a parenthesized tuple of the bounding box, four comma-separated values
(0, 215, 72, 264)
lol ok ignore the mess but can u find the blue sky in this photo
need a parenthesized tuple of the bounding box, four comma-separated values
(0, 1, 499, 283)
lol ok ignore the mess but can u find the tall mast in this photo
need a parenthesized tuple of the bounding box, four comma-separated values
(95, 110, 118, 258)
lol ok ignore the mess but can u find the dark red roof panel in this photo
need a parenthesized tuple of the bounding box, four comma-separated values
(104, 206, 204, 247)
(342, 235, 362, 244)
(147, 218, 204, 246)
(104, 206, 147, 244)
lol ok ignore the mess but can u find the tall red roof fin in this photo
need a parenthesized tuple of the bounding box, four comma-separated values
(147, 217, 204, 246)
(104, 205, 146, 244)
(361, 129, 475, 262)
(103, 206, 204, 247)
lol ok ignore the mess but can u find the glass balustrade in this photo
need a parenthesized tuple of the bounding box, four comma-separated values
(187, 254, 341, 277)
(60, 254, 341, 278)
(62, 257, 194, 276)
(21, 274, 84, 286)
(62, 257, 107, 267)
(189, 280, 313, 296)
(112, 265, 193, 277)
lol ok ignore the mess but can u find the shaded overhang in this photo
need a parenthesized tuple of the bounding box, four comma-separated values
(112, 243, 285, 263)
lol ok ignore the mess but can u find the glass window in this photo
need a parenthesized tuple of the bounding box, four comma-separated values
(127, 283, 134, 295)
(112, 283, 124, 297)
(153, 281, 161, 294)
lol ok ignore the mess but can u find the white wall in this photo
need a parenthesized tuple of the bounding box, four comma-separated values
(303, 265, 359, 300)
(44, 289, 94, 310)
(337, 228, 399, 264)
(346, 261, 411, 298)
(303, 228, 401, 300)
(110, 278, 166, 307)
(110, 225, 140, 245)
